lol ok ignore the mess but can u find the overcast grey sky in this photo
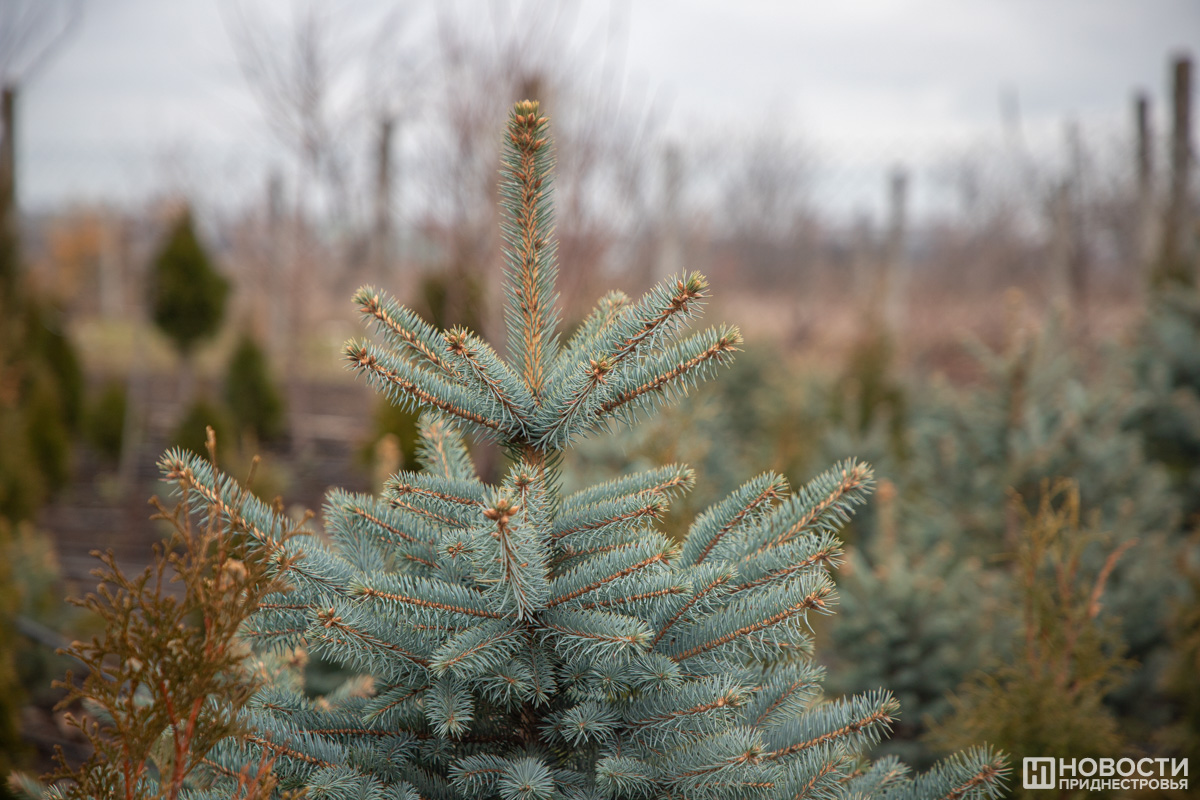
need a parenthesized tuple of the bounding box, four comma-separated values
(15, 0, 1200, 211)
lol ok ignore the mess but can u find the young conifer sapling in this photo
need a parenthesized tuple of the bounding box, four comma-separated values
(72, 101, 1007, 800)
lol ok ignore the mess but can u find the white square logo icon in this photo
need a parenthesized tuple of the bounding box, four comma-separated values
(1023, 757, 1056, 789)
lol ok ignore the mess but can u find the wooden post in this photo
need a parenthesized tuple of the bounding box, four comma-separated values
(1065, 121, 1089, 324)
(885, 166, 908, 265)
(1135, 92, 1156, 272)
(0, 86, 15, 217)
(1156, 53, 1194, 287)
(877, 165, 908, 330)
(655, 144, 683, 281)
(371, 114, 395, 282)
(1050, 178, 1072, 307)
(97, 212, 123, 318)
(0, 85, 18, 299)
(263, 169, 286, 359)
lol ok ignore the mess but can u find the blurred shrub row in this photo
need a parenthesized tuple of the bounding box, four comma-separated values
(0, 207, 289, 794)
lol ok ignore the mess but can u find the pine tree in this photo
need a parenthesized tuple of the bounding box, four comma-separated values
(125, 102, 1005, 800)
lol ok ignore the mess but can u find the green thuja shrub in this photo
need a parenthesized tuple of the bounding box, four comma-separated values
(22, 434, 299, 800)
(85, 380, 128, 463)
(830, 321, 907, 462)
(225, 334, 286, 445)
(149, 209, 229, 360)
(420, 270, 486, 333)
(0, 522, 30, 797)
(68, 101, 1009, 799)
(0, 298, 84, 521)
(168, 398, 290, 504)
(0, 406, 46, 523)
(2, 520, 83, 709)
(23, 301, 84, 435)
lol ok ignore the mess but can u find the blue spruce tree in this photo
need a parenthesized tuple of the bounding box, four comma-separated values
(149, 102, 1006, 800)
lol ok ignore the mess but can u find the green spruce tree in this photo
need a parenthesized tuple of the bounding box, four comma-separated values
(95, 102, 1005, 800)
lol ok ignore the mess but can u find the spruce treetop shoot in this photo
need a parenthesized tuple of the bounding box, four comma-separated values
(153, 101, 1007, 800)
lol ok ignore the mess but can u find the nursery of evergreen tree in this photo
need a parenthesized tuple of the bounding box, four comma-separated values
(2, 6, 1199, 800)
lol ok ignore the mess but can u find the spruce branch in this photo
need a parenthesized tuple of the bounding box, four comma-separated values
(308, 601, 433, 676)
(323, 489, 440, 574)
(650, 566, 736, 650)
(548, 290, 632, 387)
(383, 472, 485, 528)
(740, 460, 874, 560)
(479, 492, 549, 621)
(839, 755, 910, 797)
(540, 609, 653, 663)
(546, 538, 672, 608)
(533, 273, 710, 449)
(730, 530, 843, 594)
(345, 339, 504, 435)
(888, 748, 1009, 800)
(561, 464, 695, 512)
(739, 664, 825, 729)
(415, 414, 477, 480)
(429, 621, 528, 679)
(596, 324, 743, 421)
(605, 273, 710, 366)
(572, 577, 690, 613)
(353, 286, 462, 380)
(550, 493, 667, 543)
(443, 326, 535, 435)
(663, 576, 835, 663)
(682, 472, 789, 567)
(761, 691, 900, 761)
(350, 573, 506, 623)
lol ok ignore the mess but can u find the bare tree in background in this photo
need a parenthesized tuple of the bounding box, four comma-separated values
(221, 0, 413, 449)
(926, 145, 1044, 301)
(0, 0, 82, 280)
(222, 0, 360, 226)
(361, 6, 424, 286)
(715, 125, 815, 289)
